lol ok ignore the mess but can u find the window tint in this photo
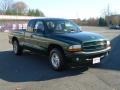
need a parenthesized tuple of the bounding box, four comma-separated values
(34, 21, 44, 33)
(27, 20, 36, 32)
(46, 21, 55, 30)
(46, 20, 80, 33)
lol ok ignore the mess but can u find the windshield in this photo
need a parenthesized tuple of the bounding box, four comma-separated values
(45, 20, 81, 33)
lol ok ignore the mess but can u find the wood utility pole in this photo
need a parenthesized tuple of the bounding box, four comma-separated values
(107, 4, 111, 26)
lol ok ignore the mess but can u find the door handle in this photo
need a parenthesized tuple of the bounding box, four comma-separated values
(31, 34, 36, 38)
(31, 35, 33, 38)
(31, 34, 41, 38)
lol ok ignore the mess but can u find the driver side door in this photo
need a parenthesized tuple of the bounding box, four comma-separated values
(31, 20, 46, 51)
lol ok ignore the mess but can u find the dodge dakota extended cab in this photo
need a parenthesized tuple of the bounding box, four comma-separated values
(9, 18, 111, 71)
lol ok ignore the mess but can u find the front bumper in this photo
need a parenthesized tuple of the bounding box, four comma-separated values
(65, 47, 111, 66)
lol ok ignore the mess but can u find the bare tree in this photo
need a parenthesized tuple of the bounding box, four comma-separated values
(0, 0, 13, 14)
(102, 4, 113, 26)
(102, 4, 112, 18)
(12, 1, 27, 15)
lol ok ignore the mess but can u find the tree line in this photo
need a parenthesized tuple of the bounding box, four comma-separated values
(74, 5, 120, 26)
(0, 0, 45, 16)
(74, 17, 107, 26)
(0, 1, 118, 26)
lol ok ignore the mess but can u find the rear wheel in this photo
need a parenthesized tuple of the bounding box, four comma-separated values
(49, 48, 65, 71)
(13, 40, 23, 55)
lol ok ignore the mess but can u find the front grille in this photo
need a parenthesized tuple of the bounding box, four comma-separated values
(82, 40, 107, 52)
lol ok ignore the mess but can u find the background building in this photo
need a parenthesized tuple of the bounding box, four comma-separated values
(106, 15, 120, 26)
(0, 15, 39, 32)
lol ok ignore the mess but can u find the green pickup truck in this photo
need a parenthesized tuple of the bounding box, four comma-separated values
(9, 18, 111, 71)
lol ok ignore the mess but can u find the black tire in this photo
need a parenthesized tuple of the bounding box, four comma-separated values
(49, 48, 65, 71)
(13, 40, 23, 55)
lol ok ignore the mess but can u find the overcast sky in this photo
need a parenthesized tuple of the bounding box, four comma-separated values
(15, 0, 120, 19)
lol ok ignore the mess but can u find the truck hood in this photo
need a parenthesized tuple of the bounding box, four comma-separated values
(50, 31, 105, 44)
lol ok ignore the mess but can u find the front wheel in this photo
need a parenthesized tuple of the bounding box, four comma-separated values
(13, 40, 23, 55)
(49, 48, 65, 71)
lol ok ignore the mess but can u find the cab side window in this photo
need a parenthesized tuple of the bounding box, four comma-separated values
(34, 21, 44, 33)
(27, 20, 36, 32)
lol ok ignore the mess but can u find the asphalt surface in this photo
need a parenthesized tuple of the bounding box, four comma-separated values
(0, 26, 120, 90)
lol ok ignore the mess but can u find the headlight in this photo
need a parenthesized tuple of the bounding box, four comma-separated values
(106, 41, 110, 46)
(68, 45, 82, 52)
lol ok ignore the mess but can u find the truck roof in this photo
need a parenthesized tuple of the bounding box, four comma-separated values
(30, 17, 67, 21)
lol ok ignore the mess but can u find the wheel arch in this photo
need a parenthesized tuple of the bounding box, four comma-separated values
(48, 44, 65, 55)
(12, 37, 19, 44)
